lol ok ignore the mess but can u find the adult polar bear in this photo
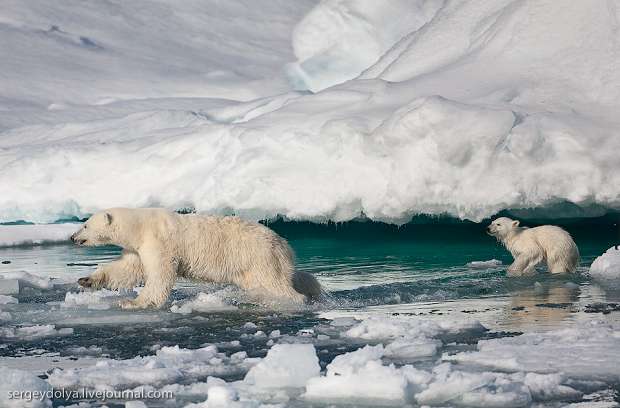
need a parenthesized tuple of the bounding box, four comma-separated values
(71, 208, 322, 309)
(487, 217, 579, 276)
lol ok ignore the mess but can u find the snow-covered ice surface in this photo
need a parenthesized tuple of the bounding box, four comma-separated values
(2, 0, 620, 222)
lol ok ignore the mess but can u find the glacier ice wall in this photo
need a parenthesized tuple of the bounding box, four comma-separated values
(1, 0, 620, 223)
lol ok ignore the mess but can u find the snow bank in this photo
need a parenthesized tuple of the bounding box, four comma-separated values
(0, 224, 77, 247)
(0, 0, 314, 128)
(286, 0, 441, 92)
(589, 247, 620, 280)
(2, 0, 620, 223)
(0, 367, 52, 408)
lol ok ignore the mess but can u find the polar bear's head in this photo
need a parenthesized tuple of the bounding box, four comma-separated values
(70, 211, 115, 246)
(487, 217, 520, 239)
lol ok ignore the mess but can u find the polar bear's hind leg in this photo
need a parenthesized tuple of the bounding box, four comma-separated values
(546, 235, 580, 274)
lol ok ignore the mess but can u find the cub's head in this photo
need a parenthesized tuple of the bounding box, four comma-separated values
(70, 211, 114, 246)
(486, 217, 520, 239)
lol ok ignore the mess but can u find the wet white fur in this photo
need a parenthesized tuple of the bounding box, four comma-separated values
(72, 208, 322, 309)
(487, 217, 580, 276)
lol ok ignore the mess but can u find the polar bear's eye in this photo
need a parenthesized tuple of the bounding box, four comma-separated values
(83, 225, 87, 229)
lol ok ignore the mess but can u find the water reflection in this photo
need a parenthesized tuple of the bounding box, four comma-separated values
(503, 280, 580, 330)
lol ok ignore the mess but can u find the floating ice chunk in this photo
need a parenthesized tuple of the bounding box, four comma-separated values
(416, 364, 581, 407)
(1, 271, 54, 289)
(589, 247, 620, 280)
(416, 363, 532, 408)
(193, 378, 239, 407)
(65, 345, 103, 356)
(384, 337, 441, 359)
(244, 344, 320, 388)
(183, 378, 243, 408)
(0, 224, 78, 247)
(304, 344, 428, 404)
(521, 372, 581, 401)
(345, 316, 485, 341)
(0, 367, 52, 408)
(253, 331, 266, 338)
(0, 311, 12, 321)
(49, 345, 251, 391)
(445, 321, 620, 382)
(0, 279, 20, 295)
(63, 289, 130, 309)
(342, 315, 486, 364)
(0, 325, 73, 340)
(466, 259, 503, 269)
(170, 291, 237, 314)
(0, 294, 18, 304)
(242, 322, 258, 330)
(564, 402, 618, 408)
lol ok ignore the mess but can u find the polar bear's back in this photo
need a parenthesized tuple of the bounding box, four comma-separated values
(522, 225, 579, 271)
(172, 214, 301, 295)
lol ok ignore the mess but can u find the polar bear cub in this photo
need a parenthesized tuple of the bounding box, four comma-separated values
(71, 208, 322, 309)
(487, 217, 579, 276)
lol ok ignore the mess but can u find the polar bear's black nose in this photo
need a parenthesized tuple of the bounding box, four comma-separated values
(70, 233, 76, 242)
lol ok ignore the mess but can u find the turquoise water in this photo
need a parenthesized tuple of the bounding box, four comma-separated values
(0, 217, 619, 406)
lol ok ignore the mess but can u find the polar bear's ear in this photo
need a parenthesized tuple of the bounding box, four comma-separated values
(105, 212, 113, 225)
(512, 220, 520, 227)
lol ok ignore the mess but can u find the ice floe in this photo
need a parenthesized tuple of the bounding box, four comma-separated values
(445, 320, 620, 381)
(589, 247, 620, 281)
(0, 324, 73, 341)
(0, 367, 52, 408)
(170, 290, 238, 314)
(62, 288, 132, 310)
(467, 259, 503, 269)
(244, 344, 320, 388)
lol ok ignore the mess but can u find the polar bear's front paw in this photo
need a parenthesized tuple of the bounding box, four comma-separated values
(78, 277, 93, 288)
(78, 275, 105, 289)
